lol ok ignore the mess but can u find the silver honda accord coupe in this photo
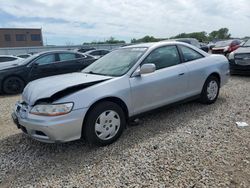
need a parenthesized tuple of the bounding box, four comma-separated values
(12, 41, 229, 146)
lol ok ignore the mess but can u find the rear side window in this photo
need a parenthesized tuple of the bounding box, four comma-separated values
(90, 51, 101, 56)
(179, 45, 203, 62)
(142, 46, 181, 70)
(59, 53, 76, 61)
(76, 53, 83, 58)
(35, 54, 55, 65)
(101, 50, 109, 55)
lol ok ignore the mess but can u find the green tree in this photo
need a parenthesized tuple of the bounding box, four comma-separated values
(105, 37, 125, 44)
(83, 36, 125, 45)
(171, 31, 207, 42)
(208, 28, 231, 40)
(131, 35, 163, 43)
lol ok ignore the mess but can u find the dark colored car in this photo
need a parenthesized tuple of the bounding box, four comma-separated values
(84, 49, 110, 59)
(0, 50, 96, 94)
(172, 38, 209, 52)
(76, 47, 96, 53)
(200, 43, 209, 53)
(228, 39, 250, 75)
(211, 39, 241, 56)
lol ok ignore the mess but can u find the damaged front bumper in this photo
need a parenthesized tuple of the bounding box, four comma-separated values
(12, 102, 88, 143)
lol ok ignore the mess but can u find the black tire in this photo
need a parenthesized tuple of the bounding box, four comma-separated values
(200, 75, 220, 104)
(83, 101, 126, 146)
(2, 76, 25, 94)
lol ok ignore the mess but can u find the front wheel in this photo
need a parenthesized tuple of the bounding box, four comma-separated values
(2, 76, 25, 94)
(83, 101, 126, 146)
(200, 76, 220, 104)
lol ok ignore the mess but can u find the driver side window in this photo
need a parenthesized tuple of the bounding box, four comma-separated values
(35, 54, 55, 65)
(142, 46, 181, 70)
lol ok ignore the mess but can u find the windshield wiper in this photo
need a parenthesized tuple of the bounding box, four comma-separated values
(84, 71, 95, 74)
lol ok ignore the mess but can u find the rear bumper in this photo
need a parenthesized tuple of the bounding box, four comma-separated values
(12, 107, 88, 143)
(229, 64, 250, 75)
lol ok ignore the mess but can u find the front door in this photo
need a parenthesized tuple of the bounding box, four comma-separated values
(129, 45, 189, 115)
(28, 54, 57, 81)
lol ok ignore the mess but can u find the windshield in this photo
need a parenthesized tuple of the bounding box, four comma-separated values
(243, 39, 250, 47)
(215, 40, 233, 47)
(17, 53, 39, 65)
(82, 47, 147, 76)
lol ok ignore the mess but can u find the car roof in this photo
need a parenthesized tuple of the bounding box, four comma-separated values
(173, 38, 197, 41)
(86, 49, 110, 53)
(122, 41, 194, 49)
(122, 41, 209, 57)
(36, 50, 80, 55)
(18, 54, 31, 56)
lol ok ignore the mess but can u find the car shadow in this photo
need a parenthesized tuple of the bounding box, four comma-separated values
(0, 97, 227, 186)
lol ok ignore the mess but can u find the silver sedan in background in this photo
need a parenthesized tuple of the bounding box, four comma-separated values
(12, 41, 229, 146)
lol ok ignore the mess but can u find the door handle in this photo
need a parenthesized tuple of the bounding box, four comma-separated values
(178, 73, 185, 76)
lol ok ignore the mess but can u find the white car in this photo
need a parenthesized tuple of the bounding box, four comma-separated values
(12, 41, 230, 146)
(0, 55, 23, 63)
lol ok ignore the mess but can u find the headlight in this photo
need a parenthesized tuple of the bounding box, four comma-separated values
(228, 52, 235, 60)
(223, 46, 229, 52)
(30, 103, 74, 116)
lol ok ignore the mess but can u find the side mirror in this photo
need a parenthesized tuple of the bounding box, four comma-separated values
(133, 64, 156, 77)
(140, 64, 156, 75)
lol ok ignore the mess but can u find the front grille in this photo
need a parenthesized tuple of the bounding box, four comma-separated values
(35, 131, 47, 137)
(235, 53, 250, 66)
(212, 49, 224, 54)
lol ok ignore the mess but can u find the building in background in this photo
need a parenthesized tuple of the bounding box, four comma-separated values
(0, 28, 43, 48)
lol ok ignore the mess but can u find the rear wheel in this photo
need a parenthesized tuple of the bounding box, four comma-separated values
(83, 101, 125, 146)
(200, 75, 220, 104)
(3, 76, 25, 94)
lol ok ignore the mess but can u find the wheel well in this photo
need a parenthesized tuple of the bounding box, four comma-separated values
(209, 72, 221, 85)
(81, 97, 129, 137)
(1, 75, 26, 92)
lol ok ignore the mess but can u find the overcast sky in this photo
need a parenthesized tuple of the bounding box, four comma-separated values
(0, 0, 249, 45)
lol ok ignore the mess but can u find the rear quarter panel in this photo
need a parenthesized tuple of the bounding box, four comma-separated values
(184, 54, 229, 95)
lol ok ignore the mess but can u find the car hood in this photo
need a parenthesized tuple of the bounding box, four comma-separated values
(22, 72, 112, 105)
(0, 60, 24, 70)
(234, 47, 250, 54)
(212, 46, 228, 50)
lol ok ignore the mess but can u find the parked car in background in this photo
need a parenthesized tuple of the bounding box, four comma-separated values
(0, 50, 96, 94)
(12, 41, 229, 146)
(200, 42, 209, 53)
(84, 49, 110, 59)
(228, 39, 250, 75)
(17, 54, 32, 59)
(76, 47, 96, 53)
(208, 41, 216, 50)
(0, 55, 23, 63)
(211, 39, 241, 56)
(171, 38, 209, 52)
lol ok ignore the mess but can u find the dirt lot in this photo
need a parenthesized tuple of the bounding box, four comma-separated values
(0, 76, 249, 187)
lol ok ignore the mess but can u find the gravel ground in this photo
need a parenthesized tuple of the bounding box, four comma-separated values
(0, 76, 249, 188)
